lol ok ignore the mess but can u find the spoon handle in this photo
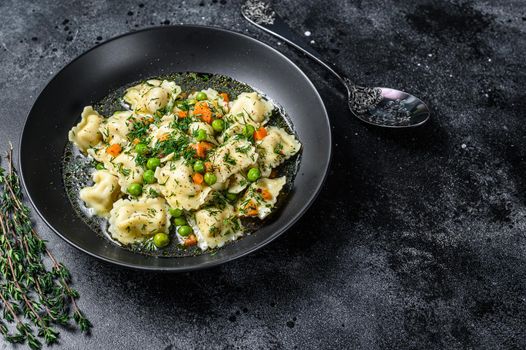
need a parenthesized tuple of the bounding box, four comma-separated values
(241, 1, 349, 87)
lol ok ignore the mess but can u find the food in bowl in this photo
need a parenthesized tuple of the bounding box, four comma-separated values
(65, 73, 301, 254)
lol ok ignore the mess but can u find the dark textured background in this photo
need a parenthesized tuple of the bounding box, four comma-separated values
(0, 0, 525, 349)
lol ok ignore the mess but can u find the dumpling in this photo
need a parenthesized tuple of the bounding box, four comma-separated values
(100, 111, 133, 145)
(86, 144, 111, 164)
(155, 159, 212, 210)
(148, 114, 181, 144)
(218, 114, 258, 143)
(107, 150, 144, 190)
(237, 176, 286, 219)
(188, 121, 217, 144)
(227, 173, 249, 194)
(123, 79, 181, 114)
(108, 197, 170, 244)
(141, 183, 163, 199)
(79, 170, 121, 216)
(229, 92, 273, 123)
(190, 88, 229, 113)
(256, 127, 301, 177)
(193, 204, 243, 250)
(148, 123, 176, 147)
(68, 106, 103, 153)
(209, 137, 258, 183)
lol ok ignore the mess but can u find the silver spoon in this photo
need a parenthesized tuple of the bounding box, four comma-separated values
(241, 0, 430, 128)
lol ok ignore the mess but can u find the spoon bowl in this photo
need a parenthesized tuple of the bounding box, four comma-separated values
(349, 86, 430, 128)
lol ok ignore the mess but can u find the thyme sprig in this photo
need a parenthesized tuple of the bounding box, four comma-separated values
(0, 145, 91, 349)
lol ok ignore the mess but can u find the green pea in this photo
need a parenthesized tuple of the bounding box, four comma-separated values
(127, 183, 143, 197)
(226, 192, 238, 202)
(196, 92, 208, 101)
(204, 172, 217, 186)
(193, 160, 205, 173)
(212, 119, 224, 132)
(243, 124, 256, 138)
(247, 167, 261, 182)
(195, 129, 207, 142)
(143, 169, 156, 184)
(178, 225, 193, 237)
(95, 163, 105, 170)
(135, 143, 149, 155)
(174, 217, 187, 226)
(153, 232, 170, 248)
(146, 157, 161, 170)
(169, 208, 183, 217)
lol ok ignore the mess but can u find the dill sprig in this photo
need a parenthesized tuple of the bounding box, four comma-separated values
(0, 144, 91, 349)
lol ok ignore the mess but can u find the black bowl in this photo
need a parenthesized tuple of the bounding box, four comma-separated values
(19, 25, 331, 271)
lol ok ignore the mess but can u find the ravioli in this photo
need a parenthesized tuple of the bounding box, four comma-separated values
(209, 137, 258, 183)
(68, 106, 103, 153)
(237, 177, 286, 219)
(189, 121, 218, 145)
(68, 77, 301, 251)
(123, 79, 181, 114)
(79, 170, 121, 216)
(227, 173, 249, 194)
(229, 92, 273, 123)
(100, 111, 134, 145)
(107, 150, 145, 190)
(257, 127, 301, 177)
(108, 197, 170, 244)
(155, 159, 212, 210)
(193, 204, 243, 250)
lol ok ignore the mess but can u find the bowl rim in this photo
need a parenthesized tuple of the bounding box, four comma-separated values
(19, 24, 332, 271)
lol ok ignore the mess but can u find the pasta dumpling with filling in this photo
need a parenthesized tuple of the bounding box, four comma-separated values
(67, 77, 302, 250)
(189, 121, 217, 144)
(229, 92, 273, 123)
(237, 177, 286, 219)
(257, 126, 301, 177)
(68, 106, 103, 153)
(141, 183, 163, 199)
(123, 79, 181, 114)
(107, 150, 144, 190)
(79, 170, 121, 216)
(190, 88, 229, 113)
(194, 204, 243, 250)
(210, 137, 258, 183)
(218, 111, 260, 143)
(155, 159, 212, 210)
(108, 197, 170, 244)
(100, 111, 133, 145)
(87, 144, 111, 165)
(227, 173, 249, 194)
(148, 124, 178, 147)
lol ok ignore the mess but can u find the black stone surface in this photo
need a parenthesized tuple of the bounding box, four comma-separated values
(0, 0, 525, 349)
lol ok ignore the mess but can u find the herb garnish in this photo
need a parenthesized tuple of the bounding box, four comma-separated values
(223, 152, 237, 166)
(127, 119, 149, 142)
(274, 143, 284, 155)
(0, 146, 91, 349)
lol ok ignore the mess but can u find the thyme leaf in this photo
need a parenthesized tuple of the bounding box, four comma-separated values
(0, 144, 92, 349)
